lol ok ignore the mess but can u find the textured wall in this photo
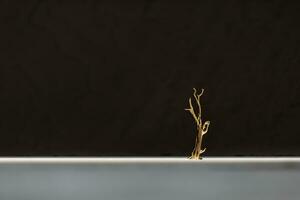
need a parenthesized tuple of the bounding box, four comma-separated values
(0, 1, 300, 156)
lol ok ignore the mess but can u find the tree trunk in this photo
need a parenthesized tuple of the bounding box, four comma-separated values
(191, 128, 203, 159)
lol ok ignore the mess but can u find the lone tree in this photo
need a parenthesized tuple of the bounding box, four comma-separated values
(185, 88, 210, 160)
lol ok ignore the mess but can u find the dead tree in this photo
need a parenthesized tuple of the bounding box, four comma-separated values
(185, 88, 210, 160)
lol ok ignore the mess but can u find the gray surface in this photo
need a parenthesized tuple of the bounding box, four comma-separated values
(0, 158, 299, 200)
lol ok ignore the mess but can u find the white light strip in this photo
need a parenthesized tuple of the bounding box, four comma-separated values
(0, 157, 299, 164)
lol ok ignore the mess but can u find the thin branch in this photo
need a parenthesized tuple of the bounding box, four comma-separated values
(200, 148, 206, 154)
(202, 121, 210, 135)
(192, 88, 204, 121)
(185, 98, 200, 125)
(186, 88, 210, 160)
(193, 88, 201, 119)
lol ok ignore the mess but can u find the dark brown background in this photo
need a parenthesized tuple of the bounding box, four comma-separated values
(0, 1, 300, 156)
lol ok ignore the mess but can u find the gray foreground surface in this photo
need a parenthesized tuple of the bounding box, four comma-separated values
(0, 157, 299, 200)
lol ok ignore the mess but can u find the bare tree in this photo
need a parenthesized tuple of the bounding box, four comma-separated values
(185, 88, 210, 160)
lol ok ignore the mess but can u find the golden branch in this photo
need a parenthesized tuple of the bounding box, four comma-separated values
(185, 88, 210, 160)
(202, 121, 210, 135)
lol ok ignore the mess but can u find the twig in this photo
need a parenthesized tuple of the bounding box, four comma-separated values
(185, 88, 210, 160)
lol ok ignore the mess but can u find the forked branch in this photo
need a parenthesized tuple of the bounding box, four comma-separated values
(185, 88, 210, 160)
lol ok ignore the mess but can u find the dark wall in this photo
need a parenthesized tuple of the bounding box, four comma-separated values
(0, 1, 300, 156)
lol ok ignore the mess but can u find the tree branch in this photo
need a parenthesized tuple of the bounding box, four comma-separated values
(202, 121, 210, 135)
(186, 88, 210, 160)
(200, 148, 206, 154)
(185, 97, 199, 125)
